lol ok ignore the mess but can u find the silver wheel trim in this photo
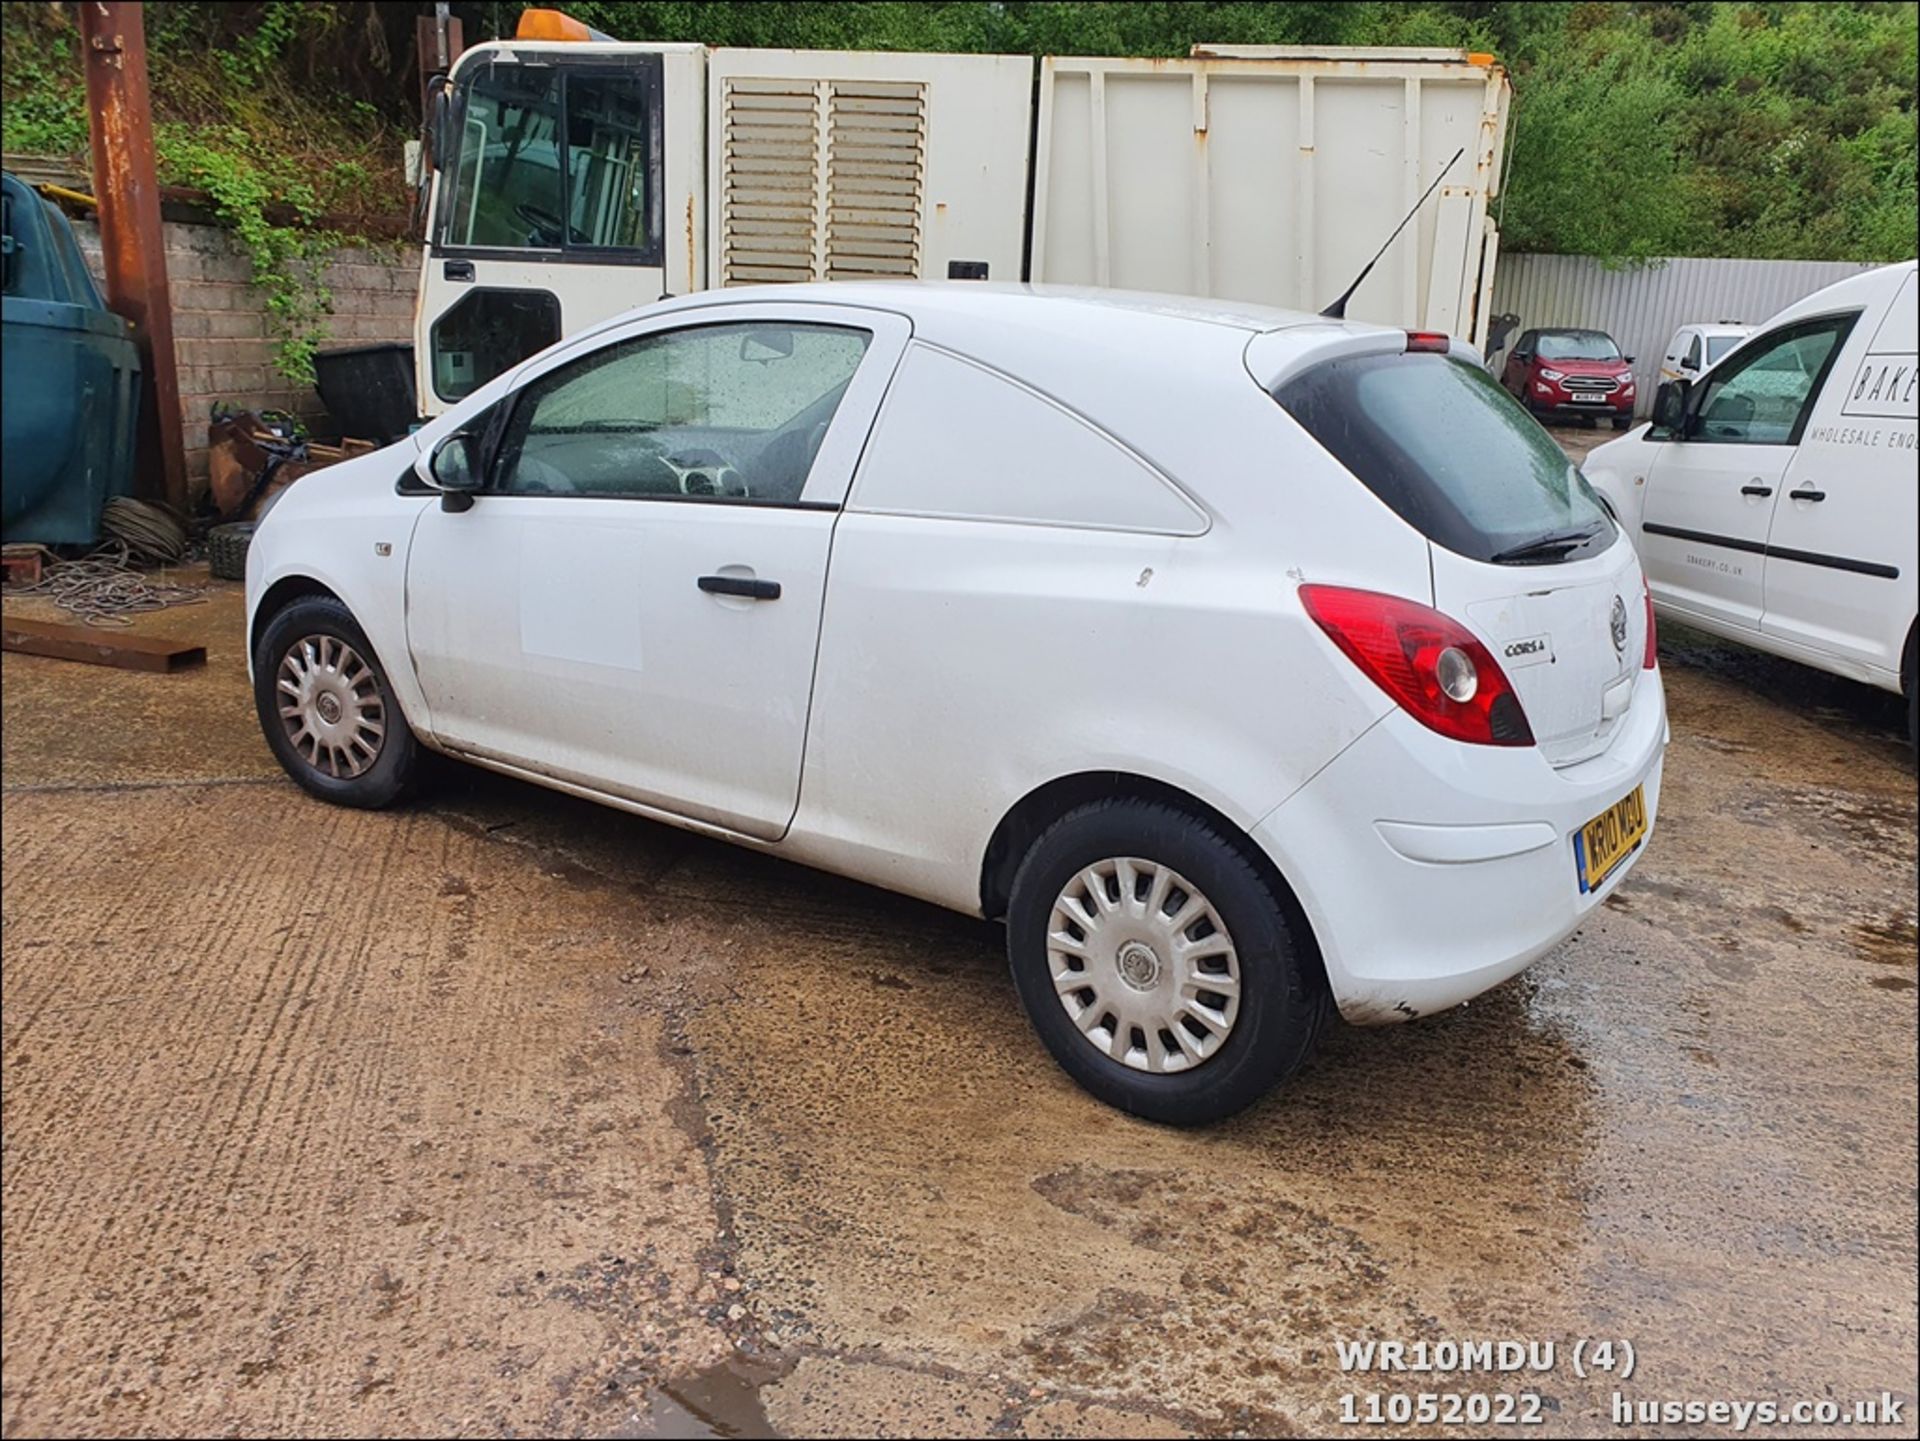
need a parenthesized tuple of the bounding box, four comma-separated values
(276, 634, 387, 780)
(1047, 857, 1242, 1074)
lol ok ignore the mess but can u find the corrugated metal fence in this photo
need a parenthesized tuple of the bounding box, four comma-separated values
(1489, 254, 1880, 415)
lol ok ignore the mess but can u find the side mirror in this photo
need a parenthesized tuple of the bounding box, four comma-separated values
(1623, 355, 1636, 365)
(428, 78, 453, 172)
(420, 430, 482, 510)
(1679, 357, 1696, 372)
(1652, 379, 1690, 436)
(1513, 351, 1532, 365)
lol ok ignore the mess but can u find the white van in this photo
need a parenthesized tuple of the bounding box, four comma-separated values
(1658, 322, 1754, 384)
(1585, 261, 1918, 744)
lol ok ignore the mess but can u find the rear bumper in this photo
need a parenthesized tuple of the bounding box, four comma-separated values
(1252, 668, 1667, 1024)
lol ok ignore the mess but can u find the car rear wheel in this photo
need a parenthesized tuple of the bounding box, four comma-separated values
(1006, 798, 1327, 1125)
(1904, 625, 1917, 753)
(253, 596, 417, 808)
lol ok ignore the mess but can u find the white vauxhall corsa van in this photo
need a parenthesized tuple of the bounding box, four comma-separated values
(246, 284, 1668, 1124)
(1585, 262, 1918, 745)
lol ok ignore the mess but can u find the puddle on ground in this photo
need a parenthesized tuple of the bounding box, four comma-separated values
(611, 1355, 787, 1439)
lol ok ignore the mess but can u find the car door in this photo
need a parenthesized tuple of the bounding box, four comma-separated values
(404, 301, 911, 840)
(1501, 331, 1535, 397)
(1638, 313, 1857, 633)
(1762, 274, 1914, 674)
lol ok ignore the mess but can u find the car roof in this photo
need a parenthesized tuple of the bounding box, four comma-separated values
(637, 279, 1407, 401)
(652, 279, 1336, 336)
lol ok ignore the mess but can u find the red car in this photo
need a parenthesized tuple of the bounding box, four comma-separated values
(1500, 328, 1637, 429)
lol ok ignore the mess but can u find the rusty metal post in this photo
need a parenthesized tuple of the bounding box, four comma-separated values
(80, 1, 187, 511)
(416, 8, 465, 121)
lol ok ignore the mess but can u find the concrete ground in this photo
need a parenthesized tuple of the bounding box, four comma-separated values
(4, 494, 1915, 1436)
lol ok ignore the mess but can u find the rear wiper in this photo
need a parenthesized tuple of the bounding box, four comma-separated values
(1490, 526, 1603, 564)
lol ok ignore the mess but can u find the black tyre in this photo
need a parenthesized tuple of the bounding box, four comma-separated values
(1612, 414, 1633, 431)
(1006, 799, 1328, 1126)
(253, 595, 418, 808)
(1904, 625, 1917, 753)
(207, 522, 255, 581)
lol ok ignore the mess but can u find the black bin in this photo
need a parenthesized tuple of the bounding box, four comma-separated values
(312, 343, 417, 445)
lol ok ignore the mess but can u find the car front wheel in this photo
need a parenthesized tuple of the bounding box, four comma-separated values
(253, 595, 418, 808)
(1006, 798, 1327, 1125)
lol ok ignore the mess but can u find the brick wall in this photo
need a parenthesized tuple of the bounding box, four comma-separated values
(76, 219, 419, 494)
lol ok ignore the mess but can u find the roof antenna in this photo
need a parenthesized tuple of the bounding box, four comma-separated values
(1320, 146, 1465, 320)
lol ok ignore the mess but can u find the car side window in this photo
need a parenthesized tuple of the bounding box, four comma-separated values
(1683, 334, 1702, 370)
(493, 321, 872, 502)
(848, 344, 1205, 534)
(1687, 314, 1856, 446)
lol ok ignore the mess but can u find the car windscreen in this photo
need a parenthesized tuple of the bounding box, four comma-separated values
(1275, 351, 1617, 566)
(1705, 334, 1744, 364)
(1536, 332, 1621, 361)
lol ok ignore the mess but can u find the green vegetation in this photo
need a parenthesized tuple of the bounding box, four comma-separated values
(4, 1, 1914, 327)
(1, 2, 410, 382)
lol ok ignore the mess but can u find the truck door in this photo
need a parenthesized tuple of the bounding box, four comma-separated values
(418, 45, 692, 416)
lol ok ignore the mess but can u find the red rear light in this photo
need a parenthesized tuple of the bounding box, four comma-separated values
(1405, 331, 1451, 353)
(1300, 585, 1535, 747)
(1642, 573, 1658, 669)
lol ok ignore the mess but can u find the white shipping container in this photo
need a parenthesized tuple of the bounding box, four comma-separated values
(1032, 47, 1512, 345)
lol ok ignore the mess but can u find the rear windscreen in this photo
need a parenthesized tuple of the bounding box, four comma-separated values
(1275, 351, 1616, 565)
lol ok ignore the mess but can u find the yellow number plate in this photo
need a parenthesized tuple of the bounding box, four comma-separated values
(1575, 785, 1648, 894)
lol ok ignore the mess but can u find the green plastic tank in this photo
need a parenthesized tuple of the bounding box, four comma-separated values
(1, 170, 142, 546)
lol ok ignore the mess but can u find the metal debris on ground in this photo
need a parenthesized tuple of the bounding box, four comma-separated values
(101, 496, 190, 564)
(2, 542, 207, 628)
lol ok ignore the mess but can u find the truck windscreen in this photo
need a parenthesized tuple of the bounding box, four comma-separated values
(437, 57, 661, 260)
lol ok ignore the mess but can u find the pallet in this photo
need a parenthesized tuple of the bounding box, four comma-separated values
(1, 617, 206, 673)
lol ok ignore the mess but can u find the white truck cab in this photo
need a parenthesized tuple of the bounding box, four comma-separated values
(1585, 261, 1918, 742)
(412, 33, 1031, 415)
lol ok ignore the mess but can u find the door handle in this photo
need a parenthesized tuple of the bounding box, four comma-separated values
(1740, 483, 1773, 498)
(443, 259, 475, 282)
(698, 574, 781, 601)
(1789, 486, 1827, 503)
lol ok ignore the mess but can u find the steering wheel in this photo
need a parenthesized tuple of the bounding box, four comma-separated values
(515, 202, 564, 247)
